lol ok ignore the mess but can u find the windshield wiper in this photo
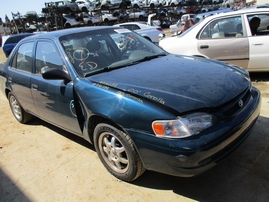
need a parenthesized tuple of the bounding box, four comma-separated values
(107, 53, 167, 69)
(84, 67, 111, 77)
(136, 53, 167, 62)
(83, 53, 167, 77)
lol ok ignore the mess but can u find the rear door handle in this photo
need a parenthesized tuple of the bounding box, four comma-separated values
(200, 45, 209, 49)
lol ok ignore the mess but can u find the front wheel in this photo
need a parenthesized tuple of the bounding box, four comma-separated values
(93, 123, 145, 181)
(8, 92, 32, 123)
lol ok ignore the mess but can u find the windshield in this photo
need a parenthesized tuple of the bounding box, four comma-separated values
(59, 28, 166, 77)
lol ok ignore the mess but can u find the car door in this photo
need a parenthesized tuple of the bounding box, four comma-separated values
(31, 40, 82, 135)
(7, 41, 37, 114)
(246, 13, 269, 71)
(197, 15, 249, 69)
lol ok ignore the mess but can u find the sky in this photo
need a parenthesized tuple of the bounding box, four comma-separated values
(0, 0, 47, 22)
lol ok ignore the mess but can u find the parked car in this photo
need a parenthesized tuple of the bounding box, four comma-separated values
(42, 0, 80, 14)
(62, 14, 82, 28)
(128, 10, 148, 20)
(114, 22, 165, 44)
(160, 8, 269, 72)
(0, 26, 261, 182)
(76, 0, 95, 12)
(169, 20, 184, 35)
(92, 11, 118, 24)
(82, 13, 102, 25)
(100, 0, 123, 9)
(2, 33, 34, 58)
(166, 0, 182, 6)
(130, 0, 144, 8)
(169, 13, 196, 35)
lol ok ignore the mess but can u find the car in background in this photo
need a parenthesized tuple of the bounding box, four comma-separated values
(92, 11, 118, 24)
(169, 13, 196, 35)
(56, 0, 80, 13)
(100, 0, 123, 9)
(2, 33, 34, 58)
(62, 14, 82, 28)
(130, 0, 144, 8)
(114, 22, 165, 44)
(160, 8, 269, 72)
(128, 10, 148, 20)
(0, 26, 261, 182)
(76, 0, 95, 12)
(82, 13, 102, 25)
(169, 20, 184, 35)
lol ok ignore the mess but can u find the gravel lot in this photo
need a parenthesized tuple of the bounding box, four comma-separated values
(0, 47, 269, 202)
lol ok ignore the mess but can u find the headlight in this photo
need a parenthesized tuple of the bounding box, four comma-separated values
(152, 113, 217, 138)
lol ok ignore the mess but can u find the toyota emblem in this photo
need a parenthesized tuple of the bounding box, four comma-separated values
(238, 99, 244, 107)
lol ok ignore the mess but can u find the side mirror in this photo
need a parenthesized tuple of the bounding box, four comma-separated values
(41, 66, 71, 81)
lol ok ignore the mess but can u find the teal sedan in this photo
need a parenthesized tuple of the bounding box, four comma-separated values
(0, 26, 261, 182)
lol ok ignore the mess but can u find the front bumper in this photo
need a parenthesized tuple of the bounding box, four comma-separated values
(127, 86, 261, 177)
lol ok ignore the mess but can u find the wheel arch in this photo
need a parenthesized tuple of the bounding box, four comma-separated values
(86, 115, 123, 144)
(4, 88, 11, 99)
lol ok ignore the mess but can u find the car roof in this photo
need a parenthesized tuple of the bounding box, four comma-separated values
(203, 7, 269, 20)
(195, 8, 233, 18)
(7, 33, 34, 38)
(22, 26, 119, 41)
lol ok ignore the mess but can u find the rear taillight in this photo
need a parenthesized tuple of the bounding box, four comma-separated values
(157, 28, 163, 32)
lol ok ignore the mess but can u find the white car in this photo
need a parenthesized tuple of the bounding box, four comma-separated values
(76, 0, 95, 12)
(169, 13, 196, 35)
(160, 8, 269, 72)
(131, 0, 144, 8)
(91, 11, 118, 24)
(128, 10, 148, 20)
(169, 20, 184, 35)
(62, 14, 82, 28)
(114, 22, 165, 44)
(83, 13, 102, 25)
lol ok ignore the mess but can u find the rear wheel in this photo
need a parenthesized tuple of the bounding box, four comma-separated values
(93, 123, 145, 182)
(8, 92, 32, 123)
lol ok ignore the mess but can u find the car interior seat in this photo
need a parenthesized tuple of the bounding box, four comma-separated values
(85, 37, 113, 69)
(235, 23, 243, 37)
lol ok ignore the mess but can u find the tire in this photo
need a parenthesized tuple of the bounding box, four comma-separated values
(65, 23, 71, 28)
(87, 21, 93, 26)
(93, 123, 145, 182)
(82, 7, 88, 12)
(8, 92, 32, 124)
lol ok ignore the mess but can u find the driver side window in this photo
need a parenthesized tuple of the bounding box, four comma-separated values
(35, 41, 63, 74)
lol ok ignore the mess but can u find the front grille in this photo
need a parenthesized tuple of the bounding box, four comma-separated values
(219, 87, 251, 121)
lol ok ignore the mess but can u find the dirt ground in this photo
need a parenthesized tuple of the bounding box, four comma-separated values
(0, 47, 269, 202)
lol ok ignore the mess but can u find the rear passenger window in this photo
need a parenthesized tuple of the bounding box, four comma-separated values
(10, 42, 34, 72)
(200, 16, 243, 39)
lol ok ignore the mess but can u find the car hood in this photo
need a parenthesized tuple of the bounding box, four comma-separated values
(88, 54, 250, 113)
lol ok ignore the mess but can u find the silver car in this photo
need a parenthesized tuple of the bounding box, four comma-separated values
(160, 8, 269, 72)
